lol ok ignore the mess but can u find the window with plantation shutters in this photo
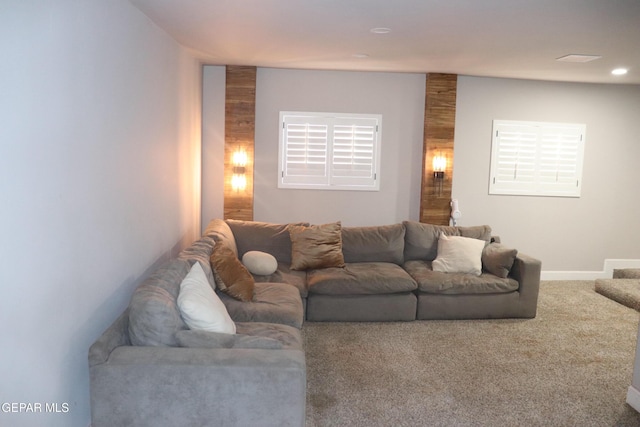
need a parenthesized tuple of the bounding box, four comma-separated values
(279, 112, 381, 191)
(489, 120, 585, 197)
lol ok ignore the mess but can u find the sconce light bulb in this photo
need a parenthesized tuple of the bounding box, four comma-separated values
(231, 174, 247, 191)
(433, 155, 446, 172)
(232, 150, 248, 167)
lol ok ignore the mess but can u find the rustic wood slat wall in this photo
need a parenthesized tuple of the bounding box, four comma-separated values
(224, 65, 256, 221)
(420, 73, 458, 225)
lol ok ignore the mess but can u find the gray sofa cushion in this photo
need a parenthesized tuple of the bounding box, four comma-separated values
(174, 323, 302, 350)
(458, 225, 492, 242)
(404, 260, 519, 294)
(341, 223, 405, 264)
(226, 219, 308, 264)
(306, 293, 417, 322)
(177, 235, 216, 287)
(174, 329, 236, 348)
(236, 322, 303, 350)
(403, 221, 458, 261)
(403, 221, 492, 261)
(253, 262, 308, 298)
(128, 259, 191, 347)
(307, 262, 418, 295)
(219, 282, 304, 329)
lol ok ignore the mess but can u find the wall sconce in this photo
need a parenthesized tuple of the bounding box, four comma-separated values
(231, 149, 247, 191)
(432, 155, 446, 196)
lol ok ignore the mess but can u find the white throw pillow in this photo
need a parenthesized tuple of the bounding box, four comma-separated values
(177, 262, 236, 334)
(242, 251, 278, 276)
(432, 234, 485, 276)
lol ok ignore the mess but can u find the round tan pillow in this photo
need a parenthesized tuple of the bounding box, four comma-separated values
(242, 251, 278, 276)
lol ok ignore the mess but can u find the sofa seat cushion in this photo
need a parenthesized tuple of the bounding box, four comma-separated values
(235, 322, 303, 350)
(218, 282, 304, 329)
(253, 262, 308, 298)
(307, 262, 418, 295)
(404, 260, 518, 295)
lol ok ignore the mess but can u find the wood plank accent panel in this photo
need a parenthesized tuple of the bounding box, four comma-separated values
(224, 66, 256, 221)
(420, 73, 457, 225)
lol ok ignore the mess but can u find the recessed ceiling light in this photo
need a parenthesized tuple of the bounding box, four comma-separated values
(612, 68, 628, 76)
(352, 53, 369, 59)
(556, 54, 602, 63)
(370, 27, 391, 34)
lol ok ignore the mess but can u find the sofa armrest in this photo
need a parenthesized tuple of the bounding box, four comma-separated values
(90, 345, 306, 427)
(89, 309, 131, 367)
(509, 252, 542, 318)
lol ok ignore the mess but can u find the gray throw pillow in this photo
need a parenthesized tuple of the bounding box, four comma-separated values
(482, 243, 518, 278)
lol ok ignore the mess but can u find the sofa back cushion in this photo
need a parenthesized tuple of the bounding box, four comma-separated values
(204, 219, 238, 256)
(177, 235, 216, 288)
(226, 219, 309, 264)
(403, 221, 458, 261)
(341, 223, 406, 264)
(403, 221, 492, 262)
(128, 258, 190, 347)
(458, 225, 492, 242)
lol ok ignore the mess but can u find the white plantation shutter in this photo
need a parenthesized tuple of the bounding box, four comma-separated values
(331, 118, 378, 186)
(491, 122, 538, 191)
(489, 120, 585, 197)
(281, 117, 330, 186)
(279, 112, 381, 190)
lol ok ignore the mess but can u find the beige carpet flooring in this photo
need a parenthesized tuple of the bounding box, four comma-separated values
(303, 281, 640, 427)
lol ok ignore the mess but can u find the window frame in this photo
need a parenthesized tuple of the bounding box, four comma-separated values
(278, 111, 382, 191)
(488, 119, 586, 198)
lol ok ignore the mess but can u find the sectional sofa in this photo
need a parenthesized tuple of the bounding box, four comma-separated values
(89, 218, 541, 427)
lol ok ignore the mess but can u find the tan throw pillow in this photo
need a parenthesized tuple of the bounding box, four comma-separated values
(289, 222, 346, 270)
(482, 243, 518, 278)
(210, 244, 255, 302)
(432, 234, 485, 276)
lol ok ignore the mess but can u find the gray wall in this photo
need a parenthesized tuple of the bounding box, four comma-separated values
(201, 65, 226, 229)
(0, 2, 202, 426)
(201, 67, 426, 228)
(202, 69, 640, 273)
(453, 76, 640, 272)
(254, 69, 425, 226)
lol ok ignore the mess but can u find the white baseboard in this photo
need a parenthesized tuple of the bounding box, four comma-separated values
(627, 386, 640, 413)
(541, 259, 640, 281)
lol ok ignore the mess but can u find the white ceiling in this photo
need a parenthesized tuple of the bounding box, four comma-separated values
(130, 0, 640, 84)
